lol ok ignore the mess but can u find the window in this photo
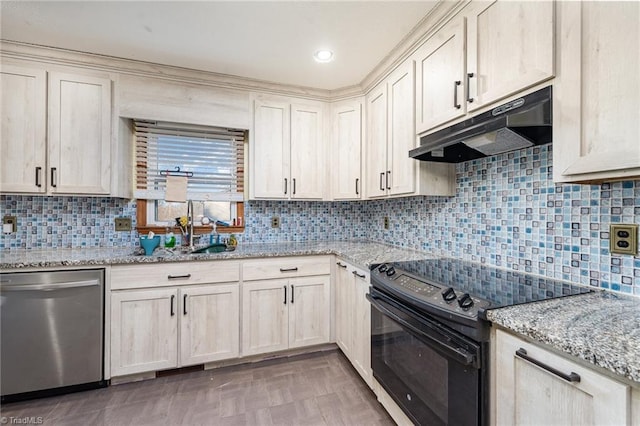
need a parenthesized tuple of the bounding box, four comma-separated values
(134, 120, 245, 233)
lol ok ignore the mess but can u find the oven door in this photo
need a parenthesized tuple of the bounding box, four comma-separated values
(369, 288, 485, 426)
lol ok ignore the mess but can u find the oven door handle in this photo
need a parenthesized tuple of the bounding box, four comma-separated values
(368, 294, 477, 366)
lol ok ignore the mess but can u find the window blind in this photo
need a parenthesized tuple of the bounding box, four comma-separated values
(134, 120, 245, 201)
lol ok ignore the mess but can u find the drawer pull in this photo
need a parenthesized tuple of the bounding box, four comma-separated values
(515, 348, 581, 383)
(353, 271, 366, 279)
(168, 274, 192, 280)
(336, 262, 347, 269)
(279, 267, 298, 272)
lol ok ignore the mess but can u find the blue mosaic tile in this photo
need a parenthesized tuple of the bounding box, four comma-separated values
(1, 144, 639, 296)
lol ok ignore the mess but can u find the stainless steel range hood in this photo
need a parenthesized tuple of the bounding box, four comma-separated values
(410, 86, 552, 163)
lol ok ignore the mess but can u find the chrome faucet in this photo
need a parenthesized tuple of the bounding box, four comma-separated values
(186, 199, 194, 250)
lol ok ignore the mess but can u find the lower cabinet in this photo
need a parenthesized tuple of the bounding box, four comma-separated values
(494, 329, 630, 425)
(241, 275, 331, 356)
(335, 258, 372, 387)
(110, 283, 239, 377)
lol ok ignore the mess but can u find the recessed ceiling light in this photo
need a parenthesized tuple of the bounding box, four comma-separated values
(314, 49, 334, 63)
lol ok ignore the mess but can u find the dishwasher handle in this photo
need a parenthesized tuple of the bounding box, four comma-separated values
(0, 279, 100, 292)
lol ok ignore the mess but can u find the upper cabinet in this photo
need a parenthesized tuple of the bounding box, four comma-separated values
(366, 60, 455, 199)
(1, 61, 116, 196)
(415, 0, 555, 134)
(251, 96, 325, 200)
(330, 99, 363, 200)
(553, 1, 640, 182)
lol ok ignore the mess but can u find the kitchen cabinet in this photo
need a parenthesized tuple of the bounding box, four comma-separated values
(241, 256, 331, 356)
(494, 329, 630, 425)
(553, 1, 640, 182)
(330, 99, 363, 200)
(415, 0, 554, 134)
(335, 259, 372, 387)
(366, 60, 416, 198)
(0, 61, 112, 195)
(110, 262, 240, 377)
(366, 59, 455, 199)
(251, 96, 325, 200)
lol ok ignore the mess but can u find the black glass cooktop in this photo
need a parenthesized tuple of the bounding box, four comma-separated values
(380, 258, 592, 310)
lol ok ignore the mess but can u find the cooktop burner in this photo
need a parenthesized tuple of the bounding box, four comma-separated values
(370, 257, 592, 322)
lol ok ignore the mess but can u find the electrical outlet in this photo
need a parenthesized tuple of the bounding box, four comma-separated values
(271, 216, 280, 228)
(610, 224, 638, 255)
(3, 215, 17, 232)
(114, 217, 132, 231)
(384, 216, 389, 230)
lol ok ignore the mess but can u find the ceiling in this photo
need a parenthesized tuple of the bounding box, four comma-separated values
(0, 1, 439, 91)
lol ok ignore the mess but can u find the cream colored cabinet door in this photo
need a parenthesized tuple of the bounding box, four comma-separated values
(179, 284, 240, 366)
(288, 275, 330, 349)
(0, 64, 47, 193)
(242, 279, 289, 356)
(465, 0, 554, 112)
(48, 72, 111, 194)
(111, 288, 178, 377)
(495, 330, 630, 426)
(350, 265, 372, 387)
(252, 99, 290, 199)
(365, 85, 388, 199)
(290, 103, 324, 199)
(334, 260, 353, 356)
(331, 101, 362, 200)
(415, 17, 466, 134)
(554, 1, 640, 182)
(387, 61, 416, 196)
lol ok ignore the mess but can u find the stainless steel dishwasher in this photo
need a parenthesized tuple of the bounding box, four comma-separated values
(1, 269, 106, 402)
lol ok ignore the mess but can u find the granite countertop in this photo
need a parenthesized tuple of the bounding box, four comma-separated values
(486, 291, 640, 384)
(0, 240, 434, 271)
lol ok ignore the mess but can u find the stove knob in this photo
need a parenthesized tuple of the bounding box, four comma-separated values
(378, 264, 388, 273)
(386, 267, 396, 277)
(442, 287, 457, 303)
(458, 293, 474, 310)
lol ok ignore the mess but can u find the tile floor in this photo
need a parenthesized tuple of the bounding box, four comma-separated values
(0, 350, 394, 425)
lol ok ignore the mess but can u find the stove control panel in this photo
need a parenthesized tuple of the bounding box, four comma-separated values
(371, 263, 490, 318)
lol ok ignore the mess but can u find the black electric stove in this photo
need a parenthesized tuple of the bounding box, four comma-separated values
(370, 257, 592, 342)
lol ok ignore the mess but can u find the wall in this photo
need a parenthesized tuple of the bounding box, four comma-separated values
(1, 144, 639, 294)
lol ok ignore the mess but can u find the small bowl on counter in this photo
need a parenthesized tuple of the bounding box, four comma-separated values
(139, 236, 161, 255)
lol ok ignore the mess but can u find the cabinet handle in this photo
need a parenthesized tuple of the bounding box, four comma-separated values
(35, 167, 42, 188)
(283, 285, 287, 305)
(50, 167, 57, 188)
(284, 178, 288, 195)
(353, 271, 367, 279)
(454, 80, 461, 109)
(515, 348, 581, 383)
(183, 294, 187, 315)
(386, 171, 391, 190)
(379, 172, 385, 191)
(291, 285, 294, 304)
(168, 274, 191, 280)
(355, 178, 359, 195)
(293, 178, 296, 195)
(279, 267, 298, 272)
(336, 262, 347, 269)
(170, 295, 175, 316)
(466, 73, 474, 103)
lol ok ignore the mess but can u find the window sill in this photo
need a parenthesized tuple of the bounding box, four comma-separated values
(136, 225, 244, 235)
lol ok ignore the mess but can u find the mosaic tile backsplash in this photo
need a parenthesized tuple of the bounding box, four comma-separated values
(1, 144, 639, 294)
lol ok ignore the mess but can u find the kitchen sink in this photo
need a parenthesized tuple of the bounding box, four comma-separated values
(190, 243, 227, 254)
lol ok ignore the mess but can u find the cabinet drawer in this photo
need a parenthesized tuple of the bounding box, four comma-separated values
(242, 256, 331, 281)
(111, 261, 240, 290)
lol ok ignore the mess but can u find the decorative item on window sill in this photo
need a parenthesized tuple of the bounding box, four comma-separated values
(160, 167, 193, 178)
